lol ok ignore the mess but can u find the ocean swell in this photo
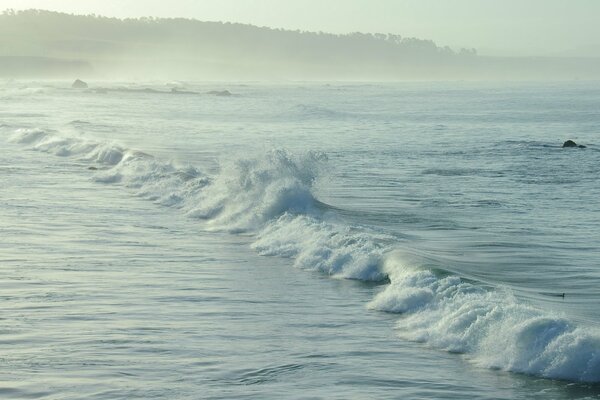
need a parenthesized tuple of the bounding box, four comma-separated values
(187, 149, 325, 232)
(369, 253, 600, 382)
(7, 126, 600, 383)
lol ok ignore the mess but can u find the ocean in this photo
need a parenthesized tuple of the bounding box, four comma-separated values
(1, 80, 599, 399)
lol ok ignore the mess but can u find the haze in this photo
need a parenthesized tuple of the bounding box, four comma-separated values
(3, 0, 600, 57)
(1, 2, 600, 80)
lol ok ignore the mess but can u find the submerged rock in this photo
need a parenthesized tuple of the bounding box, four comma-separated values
(207, 90, 232, 96)
(72, 79, 88, 89)
(562, 140, 586, 148)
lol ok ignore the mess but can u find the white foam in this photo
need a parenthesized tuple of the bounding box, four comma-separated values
(369, 253, 600, 382)
(11, 128, 119, 160)
(187, 149, 324, 232)
(252, 213, 388, 281)
(8, 126, 600, 382)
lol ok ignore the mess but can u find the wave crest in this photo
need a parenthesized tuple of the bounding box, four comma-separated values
(8, 126, 600, 383)
(369, 253, 600, 382)
(188, 149, 326, 232)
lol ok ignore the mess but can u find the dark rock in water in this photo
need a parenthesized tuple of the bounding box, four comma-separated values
(207, 90, 232, 96)
(563, 140, 586, 148)
(72, 79, 88, 89)
(88, 166, 98, 170)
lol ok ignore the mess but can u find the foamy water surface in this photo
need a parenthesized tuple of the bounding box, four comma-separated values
(1, 80, 600, 399)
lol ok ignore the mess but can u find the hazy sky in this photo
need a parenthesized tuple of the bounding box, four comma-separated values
(2, 0, 600, 57)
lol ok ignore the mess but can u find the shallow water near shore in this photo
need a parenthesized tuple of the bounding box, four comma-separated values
(1, 80, 600, 399)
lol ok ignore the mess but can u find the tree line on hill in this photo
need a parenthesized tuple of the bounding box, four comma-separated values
(0, 9, 597, 80)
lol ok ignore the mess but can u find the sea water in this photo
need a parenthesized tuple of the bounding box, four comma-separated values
(1, 81, 600, 399)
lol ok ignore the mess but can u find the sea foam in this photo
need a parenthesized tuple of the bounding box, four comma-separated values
(369, 253, 600, 382)
(7, 126, 600, 382)
(186, 149, 325, 232)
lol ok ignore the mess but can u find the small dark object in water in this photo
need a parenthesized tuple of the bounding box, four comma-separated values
(540, 291, 566, 298)
(72, 79, 88, 89)
(207, 90, 232, 96)
(88, 166, 98, 170)
(562, 140, 586, 148)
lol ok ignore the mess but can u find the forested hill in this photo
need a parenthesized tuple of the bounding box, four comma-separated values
(0, 9, 475, 79)
(1, 9, 598, 80)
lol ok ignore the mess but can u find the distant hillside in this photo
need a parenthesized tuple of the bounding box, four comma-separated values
(1, 9, 599, 80)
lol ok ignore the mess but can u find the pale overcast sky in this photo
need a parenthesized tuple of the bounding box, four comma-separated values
(2, 0, 599, 56)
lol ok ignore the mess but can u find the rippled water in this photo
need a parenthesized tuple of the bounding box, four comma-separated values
(1, 80, 600, 399)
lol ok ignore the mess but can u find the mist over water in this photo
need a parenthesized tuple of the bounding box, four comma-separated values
(1, 80, 600, 398)
(1, 9, 600, 80)
(2, 3, 600, 399)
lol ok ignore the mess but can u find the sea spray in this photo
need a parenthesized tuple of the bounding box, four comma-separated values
(187, 149, 326, 232)
(7, 125, 600, 383)
(9, 127, 209, 207)
(369, 253, 600, 382)
(253, 213, 388, 281)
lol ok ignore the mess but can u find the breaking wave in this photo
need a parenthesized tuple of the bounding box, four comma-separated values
(369, 253, 600, 382)
(7, 126, 600, 383)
